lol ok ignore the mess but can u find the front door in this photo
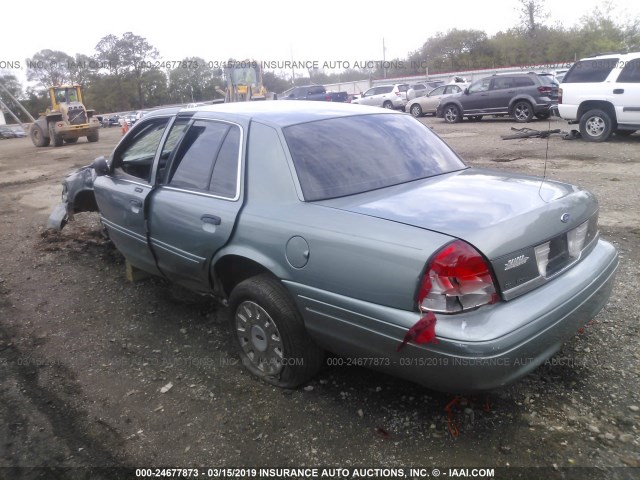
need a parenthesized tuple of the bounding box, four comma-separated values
(94, 115, 175, 274)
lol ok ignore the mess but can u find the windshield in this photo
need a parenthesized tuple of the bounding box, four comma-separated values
(230, 67, 259, 86)
(283, 114, 467, 201)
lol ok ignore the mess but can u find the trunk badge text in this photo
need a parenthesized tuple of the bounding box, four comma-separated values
(505, 255, 529, 271)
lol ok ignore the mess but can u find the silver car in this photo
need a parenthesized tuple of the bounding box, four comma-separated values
(49, 101, 618, 392)
(351, 83, 409, 109)
(406, 84, 468, 117)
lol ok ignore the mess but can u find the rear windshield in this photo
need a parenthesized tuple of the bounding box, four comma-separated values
(563, 58, 619, 83)
(283, 114, 466, 201)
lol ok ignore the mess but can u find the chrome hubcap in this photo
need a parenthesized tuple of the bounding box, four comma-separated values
(411, 105, 420, 116)
(515, 104, 530, 120)
(235, 301, 284, 375)
(445, 108, 457, 122)
(586, 116, 605, 136)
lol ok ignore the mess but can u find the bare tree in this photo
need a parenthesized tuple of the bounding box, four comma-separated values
(517, 0, 549, 35)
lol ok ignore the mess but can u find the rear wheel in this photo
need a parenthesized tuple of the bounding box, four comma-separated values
(409, 103, 423, 117)
(30, 124, 50, 147)
(49, 123, 63, 147)
(443, 105, 461, 123)
(87, 130, 99, 143)
(579, 109, 613, 142)
(513, 101, 534, 123)
(382, 101, 394, 110)
(228, 275, 324, 388)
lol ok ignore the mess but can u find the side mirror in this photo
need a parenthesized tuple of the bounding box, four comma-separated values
(92, 156, 109, 176)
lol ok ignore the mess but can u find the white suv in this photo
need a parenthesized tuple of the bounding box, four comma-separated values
(558, 52, 640, 141)
(352, 84, 409, 109)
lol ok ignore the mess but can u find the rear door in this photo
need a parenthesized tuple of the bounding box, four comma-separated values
(148, 118, 244, 292)
(94, 114, 176, 274)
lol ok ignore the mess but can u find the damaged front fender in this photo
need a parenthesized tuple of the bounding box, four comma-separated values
(46, 163, 99, 230)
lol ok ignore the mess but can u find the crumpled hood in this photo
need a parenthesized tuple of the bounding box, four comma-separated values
(318, 168, 598, 260)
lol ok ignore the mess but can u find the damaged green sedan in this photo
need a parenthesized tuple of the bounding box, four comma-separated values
(48, 101, 618, 392)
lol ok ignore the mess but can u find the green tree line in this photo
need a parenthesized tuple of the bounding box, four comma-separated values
(0, 0, 638, 120)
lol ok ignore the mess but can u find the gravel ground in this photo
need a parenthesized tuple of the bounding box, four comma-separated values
(0, 116, 638, 480)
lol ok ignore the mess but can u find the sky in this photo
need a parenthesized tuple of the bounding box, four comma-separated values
(1, 0, 639, 85)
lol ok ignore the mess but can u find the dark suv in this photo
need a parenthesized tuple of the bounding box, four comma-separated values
(436, 73, 558, 123)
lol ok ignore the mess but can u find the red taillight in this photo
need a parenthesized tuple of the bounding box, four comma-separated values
(558, 87, 563, 104)
(326, 95, 331, 101)
(418, 240, 498, 313)
(538, 86, 553, 95)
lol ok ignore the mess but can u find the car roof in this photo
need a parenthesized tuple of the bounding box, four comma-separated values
(167, 101, 398, 127)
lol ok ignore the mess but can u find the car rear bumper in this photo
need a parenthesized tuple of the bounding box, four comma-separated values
(287, 239, 618, 392)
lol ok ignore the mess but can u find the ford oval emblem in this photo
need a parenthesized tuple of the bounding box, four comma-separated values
(561, 213, 571, 223)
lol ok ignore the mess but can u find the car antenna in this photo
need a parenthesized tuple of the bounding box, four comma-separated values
(538, 115, 552, 202)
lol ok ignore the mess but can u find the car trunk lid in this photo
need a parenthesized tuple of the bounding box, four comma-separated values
(318, 169, 599, 299)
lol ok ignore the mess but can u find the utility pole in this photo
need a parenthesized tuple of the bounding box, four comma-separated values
(382, 38, 387, 79)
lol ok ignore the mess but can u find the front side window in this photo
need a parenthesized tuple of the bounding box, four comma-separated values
(617, 59, 640, 83)
(468, 78, 491, 93)
(115, 118, 171, 181)
(283, 114, 466, 201)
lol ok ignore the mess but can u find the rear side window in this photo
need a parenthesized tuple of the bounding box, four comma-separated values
(169, 120, 241, 198)
(397, 84, 409, 92)
(515, 76, 536, 87)
(617, 59, 640, 83)
(491, 77, 514, 90)
(283, 114, 466, 201)
(563, 58, 619, 83)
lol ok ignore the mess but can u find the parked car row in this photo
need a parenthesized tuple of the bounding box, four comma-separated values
(0, 125, 27, 139)
(98, 111, 149, 128)
(435, 72, 558, 123)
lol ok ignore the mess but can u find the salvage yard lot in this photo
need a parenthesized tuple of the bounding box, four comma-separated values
(0, 116, 638, 478)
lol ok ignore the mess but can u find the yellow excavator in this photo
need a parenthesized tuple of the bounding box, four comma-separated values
(30, 84, 100, 147)
(224, 60, 267, 102)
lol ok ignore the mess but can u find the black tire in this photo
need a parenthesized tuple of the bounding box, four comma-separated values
(468, 115, 483, 122)
(614, 129, 635, 137)
(535, 112, 551, 120)
(382, 101, 394, 110)
(579, 109, 613, 142)
(87, 130, 99, 143)
(30, 124, 50, 147)
(49, 122, 63, 147)
(512, 101, 534, 123)
(228, 274, 324, 388)
(409, 103, 423, 117)
(64, 138, 78, 144)
(443, 104, 461, 123)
